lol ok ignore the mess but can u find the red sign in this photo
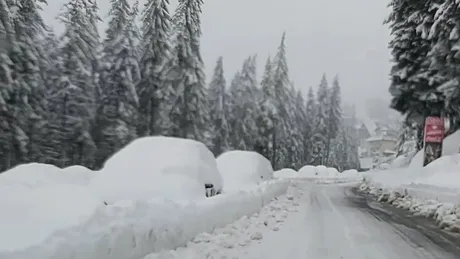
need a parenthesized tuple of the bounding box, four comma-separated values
(424, 117, 444, 143)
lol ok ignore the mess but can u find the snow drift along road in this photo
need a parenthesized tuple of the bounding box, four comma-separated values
(0, 179, 289, 259)
(362, 151, 460, 234)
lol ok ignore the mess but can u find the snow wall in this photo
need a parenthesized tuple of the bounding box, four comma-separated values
(0, 179, 289, 259)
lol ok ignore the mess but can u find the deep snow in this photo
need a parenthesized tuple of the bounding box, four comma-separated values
(0, 136, 290, 259)
(362, 150, 460, 233)
(90, 136, 223, 203)
(216, 150, 274, 192)
(143, 183, 303, 259)
(144, 183, 460, 259)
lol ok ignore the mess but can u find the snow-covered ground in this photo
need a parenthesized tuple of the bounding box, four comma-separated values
(275, 165, 364, 184)
(4, 133, 459, 258)
(90, 136, 224, 203)
(0, 136, 290, 259)
(144, 183, 460, 258)
(361, 133, 460, 233)
(143, 183, 304, 259)
(216, 150, 274, 193)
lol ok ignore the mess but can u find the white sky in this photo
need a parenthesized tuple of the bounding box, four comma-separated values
(42, 0, 393, 117)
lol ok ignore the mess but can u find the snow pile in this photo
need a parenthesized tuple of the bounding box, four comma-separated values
(0, 179, 290, 259)
(361, 153, 460, 233)
(0, 163, 102, 251)
(90, 136, 223, 203)
(297, 165, 339, 178)
(62, 165, 98, 185)
(364, 154, 460, 197)
(216, 151, 273, 192)
(297, 165, 316, 177)
(0, 182, 102, 252)
(359, 182, 460, 233)
(409, 130, 460, 169)
(0, 163, 97, 188)
(296, 165, 363, 183)
(273, 168, 297, 178)
(143, 183, 304, 259)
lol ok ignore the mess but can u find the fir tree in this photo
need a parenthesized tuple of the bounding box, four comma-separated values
(207, 56, 230, 155)
(48, 0, 99, 167)
(325, 75, 342, 166)
(292, 89, 307, 168)
(163, 0, 209, 142)
(271, 32, 292, 169)
(304, 87, 316, 165)
(428, 0, 460, 129)
(7, 0, 50, 165)
(97, 0, 140, 165)
(257, 56, 277, 162)
(0, 0, 16, 171)
(311, 74, 329, 165)
(137, 0, 171, 136)
(386, 0, 444, 123)
(228, 56, 258, 150)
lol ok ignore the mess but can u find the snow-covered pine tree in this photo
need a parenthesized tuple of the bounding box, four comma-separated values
(311, 74, 329, 165)
(292, 89, 307, 168)
(47, 0, 99, 167)
(304, 87, 316, 165)
(226, 71, 239, 149)
(0, 0, 16, 171)
(249, 55, 262, 102)
(344, 124, 360, 170)
(271, 32, 292, 169)
(324, 75, 342, 166)
(329, 126, 346, 171)
(257, 56, 277, 163)
(207, 56, 230, 155)
(39, 31, 65, 165)
(386, 0, 444, 125)
(6, 0, 50, 165)
(394, 119, 418, 161)
(96, 0, 141, 166)
(428, 0, 460, 130)
(137, 0, 171, 136)
(84, 0, 102, 104)
(163, 0, 209, 142)
(227, 56, 258, 151)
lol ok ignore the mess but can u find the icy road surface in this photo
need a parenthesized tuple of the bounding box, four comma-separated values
(146, 182, 460, 259)
(240, 183, 460, 259)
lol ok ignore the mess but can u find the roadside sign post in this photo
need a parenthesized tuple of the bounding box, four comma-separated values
(423, 116, 444, 166)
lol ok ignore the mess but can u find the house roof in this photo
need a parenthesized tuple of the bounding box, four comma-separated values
(362, 117, 377, 136)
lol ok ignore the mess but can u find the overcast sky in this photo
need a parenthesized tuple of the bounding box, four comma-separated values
(42, 0, 393, 117)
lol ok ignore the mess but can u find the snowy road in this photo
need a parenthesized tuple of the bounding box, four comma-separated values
(239, 183, 460, 259)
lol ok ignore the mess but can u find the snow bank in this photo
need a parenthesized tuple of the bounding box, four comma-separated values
(359, 182, 460, 233)
(0, 179, 290, 259)
(409, 130, 460, 169)
(0, 184, 103, 251)
(90, 136, 223, 203)
(364, 154, 460, 198)
(296, 165, 362, 182)
(0, 163, 101, 251)
(144, 183, 304, 258)
(216, 151, 273, 192)
(274, 168, 297, 178)
(361, 152, 460, 233)
(297, 165, 316, 177)
(0, 163, 97, 188)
